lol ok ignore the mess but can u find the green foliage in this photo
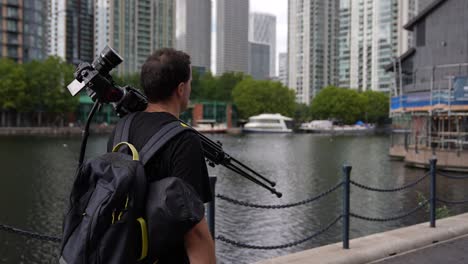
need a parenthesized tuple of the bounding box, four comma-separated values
(0, 59, 27, 111)
(191, 71, 247, 102)
(0, 57, 79, 114)
(309, 86, 389, 125)
(110, 68, 247, 103)
(417, 192, 451, 219)
(294, 103, 311, 124)
(361, 90, 389, 124)
(310, 86, 366, 124)
(232, 78, 296, 119)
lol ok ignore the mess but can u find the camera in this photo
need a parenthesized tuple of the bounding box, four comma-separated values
(67, 46, 147, 116)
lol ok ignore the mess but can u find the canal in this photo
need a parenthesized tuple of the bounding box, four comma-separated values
(1, 133, 468, 263)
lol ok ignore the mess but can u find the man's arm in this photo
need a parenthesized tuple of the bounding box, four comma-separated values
(184, 217, 216, 264)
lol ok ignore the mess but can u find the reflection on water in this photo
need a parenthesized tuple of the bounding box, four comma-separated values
(1, 134, 468, 263)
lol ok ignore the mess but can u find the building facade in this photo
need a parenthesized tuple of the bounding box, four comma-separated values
(95, 0, 175, 75)
(388, 0, 468, 171)
(175, 0, 211, 72)
(397, 0, 435, 56)
(48, 0, 94, 65)
(288, 0, 340, 104)
(249, 12, 276, 77)
(279, 52, 288, 86)
(48, 0, 66, 59)
(248, 42, 270, 80)
(338, 0, 400, 92)
(94, 0, 111, 58)
(1, 0, 48, 63)
(216, 0, 249, 75)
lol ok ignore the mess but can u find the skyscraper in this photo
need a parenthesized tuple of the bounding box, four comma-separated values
(96, 0, 175, 75)
(48, 0, 94, 64)
(1, 0, 48, 62)
(176, 0, 211, 72)
(216, 0, 249, 75)
(48, 0, 66, 59)
(94, 0, 111, 57)
(279, 52, 288, 86)
(338, 0, 399, 92)
(152, 0, 175, 51)
(288, 0, 340, 105)
(248, 42, 270, 80)
(249, 12, 276, 77)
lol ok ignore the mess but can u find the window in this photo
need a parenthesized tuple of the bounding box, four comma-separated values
(7, 20, 18, 31)
(7, 7, 19, 18)
(8, 46, 18, 57)
(7, 33, 18, 44)
(416, 20, 426, 47)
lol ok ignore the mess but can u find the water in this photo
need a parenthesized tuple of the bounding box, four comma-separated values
(1, 133, 468, 264)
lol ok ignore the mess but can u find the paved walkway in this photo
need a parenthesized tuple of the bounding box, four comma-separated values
(373, 234, 468, 264)
(256, 212, 468, 264)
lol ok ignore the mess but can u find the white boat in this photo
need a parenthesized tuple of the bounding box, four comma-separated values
(192, 119, 227, 133)
(243, 113, 294, 133)
(299, 120, 375, 134)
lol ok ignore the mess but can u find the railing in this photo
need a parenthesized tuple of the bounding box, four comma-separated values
(2, 159, 468, 254)
(210, 159, 468, 250)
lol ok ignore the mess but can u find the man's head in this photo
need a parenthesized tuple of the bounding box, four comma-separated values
(141, 48, 192, 111)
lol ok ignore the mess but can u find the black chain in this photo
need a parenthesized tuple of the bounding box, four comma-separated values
(0, 223, 61, 243)
(350, 200, 429, 222)
(216, 215, 342, 250)
(216, 182, 343, 209)
(437, 198, 468, 205)
(437, 171, 468, 180)
(350, 172, 429, 193)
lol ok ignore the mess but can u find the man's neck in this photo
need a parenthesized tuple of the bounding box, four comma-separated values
(145, 102, 180, 118)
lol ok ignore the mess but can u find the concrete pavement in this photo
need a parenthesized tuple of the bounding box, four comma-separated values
(372, 234, 468, 264)
(256, 212, 468, 264)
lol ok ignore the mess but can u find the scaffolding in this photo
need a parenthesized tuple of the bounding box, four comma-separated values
(390, 63, 468, 152)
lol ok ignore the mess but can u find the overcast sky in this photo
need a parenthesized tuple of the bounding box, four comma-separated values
(211, 0, 288, 75)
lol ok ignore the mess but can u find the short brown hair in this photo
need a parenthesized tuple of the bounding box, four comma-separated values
(140, 48, 191, 103)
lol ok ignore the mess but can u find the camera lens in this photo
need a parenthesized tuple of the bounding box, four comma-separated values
(92, 46, 123, 75)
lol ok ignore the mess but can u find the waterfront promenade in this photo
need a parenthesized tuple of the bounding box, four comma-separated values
(374, 234, 468, 264)
(256, 212, 468, 264)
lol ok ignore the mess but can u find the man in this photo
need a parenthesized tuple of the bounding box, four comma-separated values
(107, 48, 216, 264)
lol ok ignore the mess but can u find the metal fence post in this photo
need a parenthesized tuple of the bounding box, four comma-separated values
(342, 165, 352, 249)
(429, 159, 437, 228)
(207, 176, 217, 239)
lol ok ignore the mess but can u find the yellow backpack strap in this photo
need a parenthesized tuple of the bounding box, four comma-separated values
(136, 217, 148, 261)
(112, 142, 140, 161)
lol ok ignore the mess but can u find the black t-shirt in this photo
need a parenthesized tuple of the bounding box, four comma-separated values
(107, 111, 212, 263)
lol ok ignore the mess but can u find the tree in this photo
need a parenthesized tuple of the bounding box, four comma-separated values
(214, 72, 247, 101)
(294, 103, 311, 123)
(0, 59, 27, 126)
(362, 90, 389, 124)
(310, 86, 366, 124)
(36, 57, 79, 125)
(232, 78, 295, 119)
(192, 71, 247, 102)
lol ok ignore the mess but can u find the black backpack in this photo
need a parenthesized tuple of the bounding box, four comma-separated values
(60, 113, 190, 264)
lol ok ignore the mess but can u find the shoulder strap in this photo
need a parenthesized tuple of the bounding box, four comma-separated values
(113, 112, 138, 147)
(139, 121, 192, 165)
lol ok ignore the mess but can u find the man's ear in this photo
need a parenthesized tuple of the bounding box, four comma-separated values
(176, 82, 185, 97)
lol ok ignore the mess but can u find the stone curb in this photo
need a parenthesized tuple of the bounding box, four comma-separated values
(255, 212, 468, 264)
